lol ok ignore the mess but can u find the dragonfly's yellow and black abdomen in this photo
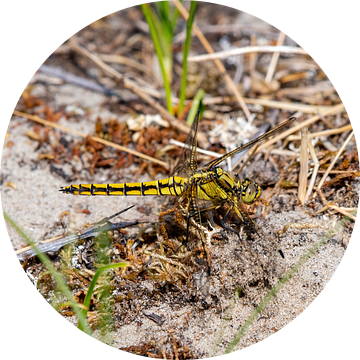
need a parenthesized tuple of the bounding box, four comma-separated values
(60, 176, 185, 197)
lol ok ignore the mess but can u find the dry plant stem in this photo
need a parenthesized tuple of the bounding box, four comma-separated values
(317, 131, 354, 190)
(305, 140, 320, 202)
(68, 38, 209, 147)
(250, 34, 257, 89)
(265, 32, 286, 83)
(298, 127, 309, 204)
(240, 99, 332, 114)
(328, 204, 357, 221)
(256, 103, 345, 152)
(320, 136, 338, 152)
(339, 207, 358, 212)
(318, 170, 359, 174)
(168, 138, 221, 158)
(173, 23, 282, 43)
(13, 110, 168, 168)
(134, 90, 332, 114)
(316, 202, 357, 221)
(188, 45, 307, 62)
(315, 187, 328, 205)
(172, 0, 252, 120)
(266, 149, 298, 157)
(287, 124, 352, 140)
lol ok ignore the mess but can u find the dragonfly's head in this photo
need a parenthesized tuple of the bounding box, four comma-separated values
(234, 174, 261, 205)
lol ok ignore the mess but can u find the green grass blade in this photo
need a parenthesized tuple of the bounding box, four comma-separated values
(155, 1, 172, 42)
(170, 0, 182, 32)
(155, 1, 182, 42)
(4, 210, 92, 335)
(78, 262, 129, 331)
(178, 1, 197, 115)
(141, 3, 174, 115)
(224, 214, 352, 354)
(186, 88, 204, 125)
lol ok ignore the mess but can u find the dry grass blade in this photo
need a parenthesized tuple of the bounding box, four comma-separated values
(140, 92, 333, 114)
(315, 202, 357, 221)
(250, 34, 257, 89)
(287, 124, 352, 140)
(318, 170, 359, 174)
(12, 110, 168, 167)
(305, 140, 320, 202)
(267, 149, 298, 157)
(265, 32, 286, 83)
(168, 138, 220, 158)
(298, 127, 308, 204)
(318, 131, 354, 190)
(328, 204, 357, 221)
(188, 45, 307, 62)
(172, 0, 252, 121)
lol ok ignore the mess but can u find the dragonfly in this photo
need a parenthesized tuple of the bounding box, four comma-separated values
(61, 113, 296, 258)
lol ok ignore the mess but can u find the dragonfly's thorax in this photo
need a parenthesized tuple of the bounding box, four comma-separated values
(185, 167, 235, 201)
(213, 167, 236, 188)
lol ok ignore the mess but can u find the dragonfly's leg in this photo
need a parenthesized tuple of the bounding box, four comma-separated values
(221, 207, 242, 238)
(174, 206, 193, 254)
(175, 204, 221, 253)
(234, 205, 285, 258)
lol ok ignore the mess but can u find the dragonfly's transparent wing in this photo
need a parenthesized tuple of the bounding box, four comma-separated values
(172, 112, 200, 177)
(205, 116, 296, 170)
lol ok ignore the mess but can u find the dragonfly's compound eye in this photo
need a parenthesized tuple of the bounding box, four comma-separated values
(242, 181, 261, 204)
